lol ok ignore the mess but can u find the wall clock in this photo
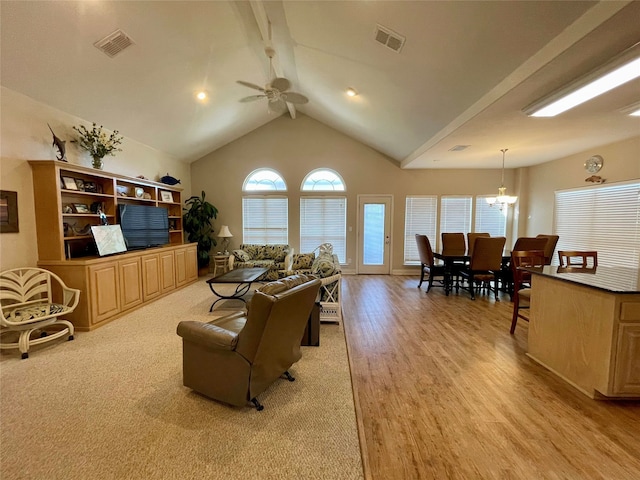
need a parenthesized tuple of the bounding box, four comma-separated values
(584, 155, 603, 174)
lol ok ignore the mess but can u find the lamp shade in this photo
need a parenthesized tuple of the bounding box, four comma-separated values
(217, 225, 233, 238)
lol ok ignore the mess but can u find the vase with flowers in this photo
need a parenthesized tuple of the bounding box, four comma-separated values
(72, 123, 123, 170)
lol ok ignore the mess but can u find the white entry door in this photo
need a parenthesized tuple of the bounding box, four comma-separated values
(357, 195, 392, 274)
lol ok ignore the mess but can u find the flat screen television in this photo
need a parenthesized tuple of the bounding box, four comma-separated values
(118, 204, 169, 250)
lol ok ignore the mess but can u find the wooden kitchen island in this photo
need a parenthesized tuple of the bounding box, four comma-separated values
(528, 266, 640, 399)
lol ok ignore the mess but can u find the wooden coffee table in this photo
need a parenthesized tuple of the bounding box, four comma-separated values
(206, 267, 269, 311)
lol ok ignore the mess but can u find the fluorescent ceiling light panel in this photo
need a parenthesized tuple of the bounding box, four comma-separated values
(525, 42, 640, 117)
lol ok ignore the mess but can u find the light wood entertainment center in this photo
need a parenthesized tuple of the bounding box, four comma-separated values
(29, 160, 198, 331)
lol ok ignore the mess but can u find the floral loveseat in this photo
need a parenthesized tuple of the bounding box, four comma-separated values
(230, 244, 293, 281)
(279, 251, 342, 324)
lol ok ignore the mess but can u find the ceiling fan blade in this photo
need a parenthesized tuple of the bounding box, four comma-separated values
(270, 77, 291, 92)
(268, 98, 287, 114)
(239, 95, 266, 103)
(237, 80, 265, 92)
(282, 92, 309, 104)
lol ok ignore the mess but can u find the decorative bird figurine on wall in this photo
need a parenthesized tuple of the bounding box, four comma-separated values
(47, 123, 67, 162)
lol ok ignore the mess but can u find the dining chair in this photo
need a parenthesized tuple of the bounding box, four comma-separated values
(415, 234, 445, 292)
(467, 232, 490, 257)
(501, 237, 548, 296)
(441, 232, 467, 290)
(510, 250, 545, 334)
(459, 236, 506, 300)
(535, 234, 559, 265)
(558, 250, 598, 268)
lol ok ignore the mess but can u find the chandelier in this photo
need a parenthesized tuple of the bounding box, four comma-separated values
(486, 148, 518, 210)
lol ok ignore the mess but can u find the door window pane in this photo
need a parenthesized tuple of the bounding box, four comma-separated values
(363, 204, 385, 265)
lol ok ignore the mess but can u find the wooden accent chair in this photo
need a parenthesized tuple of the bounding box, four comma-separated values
(441, 232, 467, 290)
(558, 250, 598, 268)
(459, 236, 506, 300)
(535, 234, 559, 265)
(0, 268, 78, 359)
(467, 232, 490, 257)
(500, 237, 548, 296)
(415, 234, 445, 292)
(510, 250, 545, 334)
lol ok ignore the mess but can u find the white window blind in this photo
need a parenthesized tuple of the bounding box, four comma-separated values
(554, 181, 640, 268)
(300, 197, 346, 263)
(242, 196, 288, 244)
(404, 196, 438, 264)
(475, 196, 507, 236)
(440, 196, 472, 240)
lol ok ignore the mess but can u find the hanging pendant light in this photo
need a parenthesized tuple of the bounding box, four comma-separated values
(486, 148, 518, 210)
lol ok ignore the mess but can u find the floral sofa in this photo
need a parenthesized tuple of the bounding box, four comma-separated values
(279, 251, 342, 324)
(230, 244, 293, 281)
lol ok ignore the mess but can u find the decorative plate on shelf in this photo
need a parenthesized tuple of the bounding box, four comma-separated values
(134, 187, 144, 198)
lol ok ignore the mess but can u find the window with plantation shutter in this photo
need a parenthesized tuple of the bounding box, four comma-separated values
(300, 197, 347, 263)
(554, 181, 640, 269)
(242, 196, 288, 244)
(475, 196, 507, 237)
(404, 196, 438, 264)
(440, 196, 472, 238)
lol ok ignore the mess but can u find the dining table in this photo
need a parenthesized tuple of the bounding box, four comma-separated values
(434, 251, 512, 295)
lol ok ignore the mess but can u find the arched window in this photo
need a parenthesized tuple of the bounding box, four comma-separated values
(243, 168, 287, 191)
(300, 169, 347, 262)
(301, 169, 345, 191)
(242, 169, 288, 244)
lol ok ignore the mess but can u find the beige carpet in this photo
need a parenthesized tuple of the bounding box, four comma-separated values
(0, 280, 363, 480)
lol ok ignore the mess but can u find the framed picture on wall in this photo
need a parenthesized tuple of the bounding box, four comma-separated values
(0, 190, 19, 233)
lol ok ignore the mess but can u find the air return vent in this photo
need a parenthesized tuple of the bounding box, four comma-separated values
(94, 29, 134, 58)
(374, 24, 405, 53)
(448, 145, 471, 152)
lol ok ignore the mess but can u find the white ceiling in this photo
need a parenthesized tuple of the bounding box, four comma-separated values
(1, 1, 639, 169)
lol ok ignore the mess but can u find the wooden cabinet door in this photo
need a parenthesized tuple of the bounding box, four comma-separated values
(89, 262, 120, 324)
(614, 325, 640, 394)
(175, 248, 187, 287)
(186, 245, 198, 282)
(160, 251, 175, 293)
(118, 257, 143, 311)
(141, 253, 161, 301)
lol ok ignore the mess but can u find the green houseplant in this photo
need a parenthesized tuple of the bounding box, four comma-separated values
(183, 191, 218, 270)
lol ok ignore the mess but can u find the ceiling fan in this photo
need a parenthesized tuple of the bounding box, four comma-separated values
(237, 47, 309, 114)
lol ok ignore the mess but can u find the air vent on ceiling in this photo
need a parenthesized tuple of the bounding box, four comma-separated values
(94, 29, 134, 58)
(374, 24, 405, 53)
(448, 145, 471, 152)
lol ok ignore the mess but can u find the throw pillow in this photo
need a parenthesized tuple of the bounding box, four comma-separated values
(232, 249, 251, 262)
(292, 253, 315, 270)
(311, 255, 338, 278)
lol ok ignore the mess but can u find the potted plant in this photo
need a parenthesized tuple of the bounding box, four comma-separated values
(183, 191, 218, 272)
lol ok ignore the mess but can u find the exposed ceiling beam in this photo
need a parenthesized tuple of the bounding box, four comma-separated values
(249, 0, 297, 119)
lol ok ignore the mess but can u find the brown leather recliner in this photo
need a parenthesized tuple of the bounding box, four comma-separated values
(176, 274, 321, 410)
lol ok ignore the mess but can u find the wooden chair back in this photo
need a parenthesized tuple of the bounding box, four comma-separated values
(512, 237, 548, 253)
(415, 234, 435, 267)
(511, 250, 545, 290)
(467, 232, 490, 257)
(469, 237, 506, 271)
(441, 232, 466, 256)
(535, 234, 559, 265)
(558, 250, 598, 268)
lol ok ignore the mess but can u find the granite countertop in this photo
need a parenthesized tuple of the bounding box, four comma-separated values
(527, 266, 640, 294)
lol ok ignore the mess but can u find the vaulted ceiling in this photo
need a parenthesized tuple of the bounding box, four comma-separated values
(1, 1, 639, 169)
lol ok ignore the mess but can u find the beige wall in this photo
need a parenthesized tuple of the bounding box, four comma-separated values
(526, 136, 640, 236)
(190, 114, 519, 274)
(0, 87, 191, 270)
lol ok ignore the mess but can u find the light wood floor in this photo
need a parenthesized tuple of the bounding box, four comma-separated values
(341, 275, 640, 480)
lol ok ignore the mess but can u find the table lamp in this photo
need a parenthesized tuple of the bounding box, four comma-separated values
(217, 225, 233, 254)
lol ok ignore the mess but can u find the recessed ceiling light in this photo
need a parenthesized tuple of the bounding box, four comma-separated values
(346, 88, 358, 97)
(196, 91, 207, 101)
(630, 108, 640, 117)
